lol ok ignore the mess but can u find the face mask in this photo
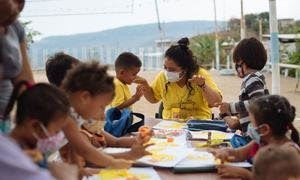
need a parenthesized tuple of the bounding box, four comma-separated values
(33, 123, 65, 156)
(235, 63, 245, 78)
(0, 119, 11, 134)
(165, 71, 182, 82)
(247, 123, 263, 144)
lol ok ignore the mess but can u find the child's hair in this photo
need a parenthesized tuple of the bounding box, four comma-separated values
(4, 81, 70, 126)
(115, 52, 142, 71)
(233, 37, 267, 70)
(62, 61, 114, 96)
(253, 145, 300, 180)
(165, 37, 200, 94)
(249, 95, 299, 145)
(46, 52, 80, 87)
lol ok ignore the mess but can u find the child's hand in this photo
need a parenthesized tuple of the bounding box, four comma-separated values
(217, 165, 252, 179)
(91, 134, 107, 148)
(111, 159, 132, 169)
(188, 75, 205, 86)
(129, 143, 154, 160)
(209, 148, 235, 163)
(81, 167, 100, 176)
(224, 116, 241, 130)
(132, 85, 143, 101)
(48, 162, 78, 180)
(137, 126, 154, 144)
(133, 76, 148, 86)
(219, 102, 231, 114)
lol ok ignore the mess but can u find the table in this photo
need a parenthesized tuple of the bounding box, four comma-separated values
(145, 118, 239, 180)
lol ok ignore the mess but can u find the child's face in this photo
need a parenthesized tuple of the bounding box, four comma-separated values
(119, 67, 140, 85)
(32, 115, 67, 139)
(80, 91, 114, 120)
(249, 112, 270, 142)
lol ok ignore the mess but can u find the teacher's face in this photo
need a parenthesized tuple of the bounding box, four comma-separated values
(164, 57, 182, 73)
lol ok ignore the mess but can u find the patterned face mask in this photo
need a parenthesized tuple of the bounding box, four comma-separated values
(33, 123, 65, 156)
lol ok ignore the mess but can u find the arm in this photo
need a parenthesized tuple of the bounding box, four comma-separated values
(63, 117, 131, 168)
(188, 75, 222, 107)
(103, 131, 136, 148)
(201, 83, 222, 107)
(13, 41, 34, 84)
(212, 141, 256, 162)
(115, 86, 143, 109)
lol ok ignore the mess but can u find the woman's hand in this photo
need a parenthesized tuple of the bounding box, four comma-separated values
(217, 165, 252, 180)
(188, 75, 205, 86)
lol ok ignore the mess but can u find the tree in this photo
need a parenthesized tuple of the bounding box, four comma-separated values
(20, 20, 41, 48)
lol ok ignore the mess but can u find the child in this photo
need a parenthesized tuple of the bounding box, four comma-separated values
(4, 81, 78, 179)
(219, 37, 269, 133)
(213, 95, 300, 179)
(111, 52, 143, 110)
(253, 145, 300, 180)
(46, 52, 80, 87)
(60, 62, 152, 176)
(46, 54, 132, 171)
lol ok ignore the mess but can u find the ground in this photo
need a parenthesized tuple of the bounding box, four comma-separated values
(33, 69, 300, 130)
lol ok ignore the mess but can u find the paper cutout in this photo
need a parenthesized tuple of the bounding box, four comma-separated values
(153, 120, 185, 130)
(86, 167, 161, 180)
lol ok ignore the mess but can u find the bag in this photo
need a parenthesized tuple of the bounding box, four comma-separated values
(187, 119, 228, 132)
(104, 108, 144, 137)
(230, 134, 252, 148)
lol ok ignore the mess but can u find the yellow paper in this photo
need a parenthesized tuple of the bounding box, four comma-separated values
(98, 169, 149, 180)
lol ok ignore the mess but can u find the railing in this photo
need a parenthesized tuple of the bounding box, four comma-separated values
(28, 46, 165, 71)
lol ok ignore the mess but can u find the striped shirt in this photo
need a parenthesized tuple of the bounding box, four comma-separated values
(230, 71, 269, 132)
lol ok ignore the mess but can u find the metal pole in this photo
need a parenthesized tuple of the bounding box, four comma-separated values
(154, 0, 164, 51)
(240, 0, 246, 39)
(213, 0, 220, 70)
(269, 0, 280, 94)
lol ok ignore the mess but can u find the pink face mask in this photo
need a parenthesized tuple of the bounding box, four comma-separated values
(33, 123, 65, 156)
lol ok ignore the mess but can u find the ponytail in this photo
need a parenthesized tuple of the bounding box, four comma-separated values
(3, 80, 31, 120)
(289, 123, 300, 146)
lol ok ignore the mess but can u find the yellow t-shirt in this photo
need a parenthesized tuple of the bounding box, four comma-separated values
(151, 68, 222, 121)
(110, 78, 132, 109)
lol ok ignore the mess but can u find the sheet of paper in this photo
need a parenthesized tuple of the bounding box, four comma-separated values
(153, 120, 186, 130)
(137, 146, 191, 168)
(188, 130, 234, 140)
(85, 167, 161, 180)
(175, 149, 252, 168)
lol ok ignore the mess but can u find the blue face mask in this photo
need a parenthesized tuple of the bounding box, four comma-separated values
(247, 123, 263, 144)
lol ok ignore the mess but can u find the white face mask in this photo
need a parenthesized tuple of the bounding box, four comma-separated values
(165, 71, 182, 82)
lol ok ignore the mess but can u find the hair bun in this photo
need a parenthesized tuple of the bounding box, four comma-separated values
(177, 37, 190, 47)
(289, 106, 296, 122)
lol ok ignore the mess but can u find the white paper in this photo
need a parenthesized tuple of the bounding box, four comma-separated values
(188, 130, 234, 140)
(153, 120, 186, 130)
(175, 149, 252, 168)
(85, 167, 161, 180)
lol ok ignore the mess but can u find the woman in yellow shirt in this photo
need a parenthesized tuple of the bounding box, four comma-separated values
(137, 37, 222, 121)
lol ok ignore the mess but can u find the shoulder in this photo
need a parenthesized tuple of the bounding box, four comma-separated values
(10, 20, 25, 42)
(197, 68, 210, 77)
(244, 72, 265, 87)
(153, 70, 166, 83)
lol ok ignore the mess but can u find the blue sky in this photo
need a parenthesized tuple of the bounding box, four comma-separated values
(20, 0, 300, 39)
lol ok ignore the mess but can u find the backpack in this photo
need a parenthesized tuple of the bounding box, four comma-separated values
(104, 108, 145, 137)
